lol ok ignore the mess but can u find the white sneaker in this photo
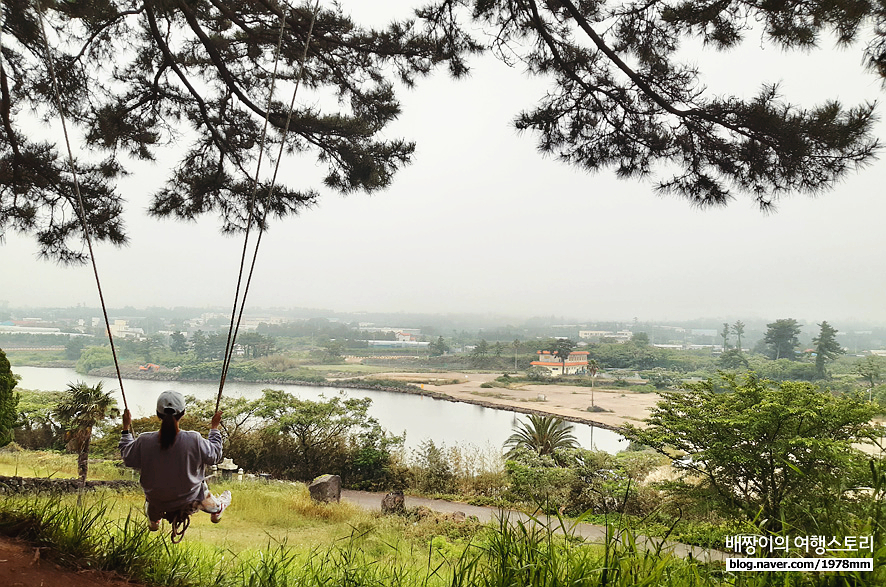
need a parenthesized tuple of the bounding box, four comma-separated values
(144, 501, 160, 531)
(211, 490, 231, 524)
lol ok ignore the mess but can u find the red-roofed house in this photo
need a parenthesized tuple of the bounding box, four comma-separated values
(530, 350, 590, 377)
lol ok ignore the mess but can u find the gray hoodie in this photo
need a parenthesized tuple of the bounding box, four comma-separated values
(120, 428, 223, 516)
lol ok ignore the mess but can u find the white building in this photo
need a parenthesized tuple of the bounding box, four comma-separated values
(530, 350, 590, 377)
(108, 320, 145, 340)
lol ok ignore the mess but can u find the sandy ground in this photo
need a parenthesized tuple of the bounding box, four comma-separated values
(371, 372, 662, 430)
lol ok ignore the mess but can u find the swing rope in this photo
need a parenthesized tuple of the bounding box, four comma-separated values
(216, 0, 321, 412)
(34, 1, 128, 411)
(30, 0, 321, 543)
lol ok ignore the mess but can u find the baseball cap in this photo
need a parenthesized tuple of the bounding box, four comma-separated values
(156, 390, 186, 416)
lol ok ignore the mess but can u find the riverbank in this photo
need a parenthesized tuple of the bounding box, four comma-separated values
(57, 366, 661, 432)
(354, 372, 661, 431)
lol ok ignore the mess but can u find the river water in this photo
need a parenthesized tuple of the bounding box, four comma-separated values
(14, 366, 628, 454)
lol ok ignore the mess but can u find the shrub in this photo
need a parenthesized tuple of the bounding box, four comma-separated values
(410, 439, 456, 494)
(75, 346, 115, 374)
(503, 448, 575, 510)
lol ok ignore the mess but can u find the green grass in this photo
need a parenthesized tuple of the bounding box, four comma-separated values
(3, 350, 70, 366)
(0, 485, 477, 586)
(0, 448, 129, 480)
(305, 364, 394, 375)
(2, 449, 884, 586)
(183, 481, 377, 552)
(0, 484, 883, 587)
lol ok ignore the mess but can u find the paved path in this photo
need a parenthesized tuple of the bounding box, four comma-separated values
(341, 490, 726, 562)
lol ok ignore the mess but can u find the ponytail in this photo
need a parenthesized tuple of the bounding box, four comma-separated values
(159, 410, 181, 450)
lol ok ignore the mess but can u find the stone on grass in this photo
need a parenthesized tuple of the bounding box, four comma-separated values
(381, 490, 405, 515)
(309, 474, 341, 503)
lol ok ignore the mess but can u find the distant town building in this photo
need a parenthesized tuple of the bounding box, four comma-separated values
(578, 330, 633, 343)
(359, 325, 422, 336)
(530, 350, 590, 377)
(108, 319, 145, 340)
(366, 340, 429, 348)
(0, 325, 64, 335)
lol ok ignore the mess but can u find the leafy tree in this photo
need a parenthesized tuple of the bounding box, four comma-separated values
(410, 439, 456, 494)
(75, 345, 115, 374)
(186, 394, 264, 446)
(504, 414, 578, 458)
(238, 332, 274, 359)
(0, 348, 20, 447)
(313, 340, 345, 364)
(763, 318, 802, 360)
(55, 381, 119, 482)
(813, 321, 845, 378)
(718, 348, 749, 370)
(2, 1, 474, 262)
(625, 373, 877, 531)
(429, 335, 450, 357)
(137, 334, 165, 363)
(525, 365, 552, 382)
(504, 447, 576, 508)
(732, 320, 746, 351)
(630, 332, 649, 346)
(206, 332, 228, 361)
(190, 330, 210, 361)
(64, 337, 86, 361)
(12, 389, 65, 450)
(470, 338, 490, 367)
(169, 331, 188, 355)
(855, 356, 884, 388)
(749, 357, 818, 382)
(248, 389, 403, 483)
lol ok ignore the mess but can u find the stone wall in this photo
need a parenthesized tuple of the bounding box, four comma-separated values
(0, 475, 137, 494)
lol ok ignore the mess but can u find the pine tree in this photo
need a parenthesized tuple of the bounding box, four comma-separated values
(721, 323, 731, 350)
(5, 0, 885, 262)
(0, 1, 477, 262)
(460, 0, 881, 208)
(813, 321, 845, 379)
(764, 319, 802, 360)
(732, 320, 746, 351)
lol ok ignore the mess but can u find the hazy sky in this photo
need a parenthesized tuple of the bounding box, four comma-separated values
(5, 3, 886, 325)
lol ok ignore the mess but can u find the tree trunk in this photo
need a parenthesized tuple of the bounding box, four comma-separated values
(78, 430, 92, 484)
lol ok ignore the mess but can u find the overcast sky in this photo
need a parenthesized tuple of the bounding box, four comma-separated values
(4, 3, 886, 326)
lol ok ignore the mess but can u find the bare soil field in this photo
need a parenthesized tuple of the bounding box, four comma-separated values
(370, 371, 661, 430)
(0, 536, 135, 587)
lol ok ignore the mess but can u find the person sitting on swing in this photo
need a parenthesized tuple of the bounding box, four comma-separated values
(120, 390, 232, 531)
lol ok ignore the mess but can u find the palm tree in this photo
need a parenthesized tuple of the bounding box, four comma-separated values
(504, 414, 578, 457)
(55, 381, 119, 483)
(587, 359, 600, 408)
